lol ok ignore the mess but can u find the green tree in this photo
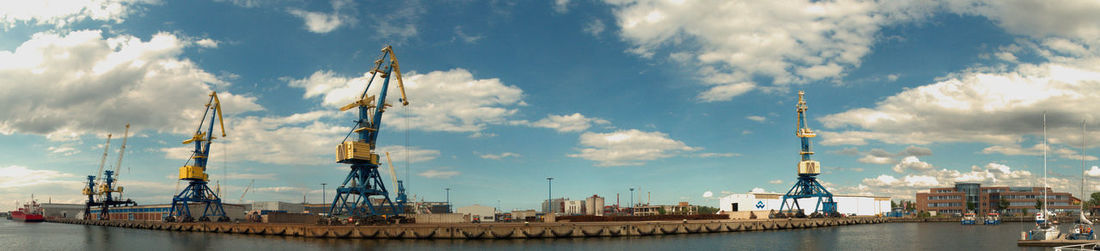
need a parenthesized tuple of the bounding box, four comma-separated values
(697, 206, 719, 214)
(892, 200, 897, 209)
(1036, 198, 1043, 210)
(967, 201, 976, 212)
(998, 199, 1009, 213)
(1088, 192, 1100, 209)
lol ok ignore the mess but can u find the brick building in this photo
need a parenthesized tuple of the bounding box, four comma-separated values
(915, 183, 1079, 216)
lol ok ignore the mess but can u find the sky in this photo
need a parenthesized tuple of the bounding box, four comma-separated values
(1, 0, 1100, 212)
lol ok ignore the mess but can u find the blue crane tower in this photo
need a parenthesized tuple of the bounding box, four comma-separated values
(167, 92, 230, 222)
(327, 45, 409, 224)
(97, 124, 137, 220)
(776, 91, 838, 218)
(83, 133, 112, 220)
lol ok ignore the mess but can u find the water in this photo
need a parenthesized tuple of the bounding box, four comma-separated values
(0, 220, 1069, 250)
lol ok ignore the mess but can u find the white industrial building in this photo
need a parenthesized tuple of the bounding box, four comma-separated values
(718, 192, 890, 216)
(564, 200, 585, 215)
(456, 204, 497, 222)
(584, 195, 605, 216)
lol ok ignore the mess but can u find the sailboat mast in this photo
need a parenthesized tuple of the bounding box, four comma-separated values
(1082, 120, 1087, 215)
(1043, 113, 1048, 215)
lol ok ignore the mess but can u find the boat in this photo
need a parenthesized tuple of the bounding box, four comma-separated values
(1027, 114, 1060, 240)
(961, 212, 977, 225)
(1069, 120, 1094, 240)
(11, 200, 45, 222)
(984, 213, 1001, 225)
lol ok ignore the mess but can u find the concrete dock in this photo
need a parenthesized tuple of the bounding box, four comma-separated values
(49, 217, 886, 239)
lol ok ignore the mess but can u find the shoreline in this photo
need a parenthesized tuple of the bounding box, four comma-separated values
(48, 217, 887, 239)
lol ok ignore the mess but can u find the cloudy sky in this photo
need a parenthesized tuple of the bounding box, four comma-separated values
(2, 0, 1100, 212)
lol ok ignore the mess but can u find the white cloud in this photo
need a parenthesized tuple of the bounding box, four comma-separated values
(513, 113, 610, 133)
(702, 190, 713, 198)
(768, 179, 784, 184)
(892, 156, 934, 173)
(0, 0, 158, 29)
(943, 0, 1100, 41)
(554, 0, 571, 13)
(697, 82, 755, 102)
(0, 30, 262, 139)
(161, 111, 345, 165)
(749, 187, 775, 194)
(47, 146, 80, 156)
(0, 165, 76, 189)
(479, 152, 520, 160)
(859, 155, 894, 165)
(605, 0, 933, 102)
(288, 10, 343, 33)
(584, 19, 606, 36)
(286, 0, 356, 34)
(693, 152, 738, 158)
(418, 169, 459, 179)
(746, 115, 766, 123)
(195, 38, 218, 48)
(1087, 166, 1100, 178)
(453, 26, 483, 44)
(287, 68, 525, 134)
(377, 145, 440, 164)
(819, 47, 1100, 146)
(982, 143, 1098, 161)
(568, 129, 699, 166)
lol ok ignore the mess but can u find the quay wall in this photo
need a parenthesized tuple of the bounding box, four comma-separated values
(48, 217, 886, 239)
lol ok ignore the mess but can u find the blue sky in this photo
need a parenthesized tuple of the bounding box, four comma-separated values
(2, 0, 1100, 212)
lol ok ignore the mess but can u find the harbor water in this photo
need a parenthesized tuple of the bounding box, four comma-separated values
(0, 220, 1066, 250)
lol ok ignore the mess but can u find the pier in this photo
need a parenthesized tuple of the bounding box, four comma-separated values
(48, 217, 886, 239)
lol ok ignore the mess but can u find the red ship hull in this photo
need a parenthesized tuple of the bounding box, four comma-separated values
(11, 211, 44, 222)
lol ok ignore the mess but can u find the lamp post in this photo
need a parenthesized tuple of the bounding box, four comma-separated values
(547, 177, 554, 214)
(629, 187, 635, 216)
(321, 183, 327, 204)
(445, 188, 451, 213)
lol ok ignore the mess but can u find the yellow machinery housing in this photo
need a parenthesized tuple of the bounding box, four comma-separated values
(179, 165, 208, 181)
(798, 160, 821, 175)
(337, 141, 379, 164)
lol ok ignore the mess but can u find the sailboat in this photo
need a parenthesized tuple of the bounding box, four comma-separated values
(1069, 120, 1093, 240)
(1029, 113, 1061, 240)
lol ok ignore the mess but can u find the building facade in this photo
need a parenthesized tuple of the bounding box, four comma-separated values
(584, 195, 605, 216)
(541, 198, 567, 214)
(564, 200, 585, 215)
(455, 204, 497, 222)
(915, 183, 1079, 216)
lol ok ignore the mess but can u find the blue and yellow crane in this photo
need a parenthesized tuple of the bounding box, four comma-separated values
(83, 133, 111, 220)
(167, 91, 229, 222)
(327, 45, 409, 224)
(775, 91, 838, 218)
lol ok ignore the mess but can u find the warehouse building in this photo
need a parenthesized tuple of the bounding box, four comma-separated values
(718, 192, 890, 216)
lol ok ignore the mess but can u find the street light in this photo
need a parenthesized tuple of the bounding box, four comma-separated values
(629, 187, 635, 216)
(321, 183, 327, 204)
(547, 177, 554, 214)
(445, 188, 451, 213)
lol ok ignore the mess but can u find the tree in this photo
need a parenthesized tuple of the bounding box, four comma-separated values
(697, 206, 719, 214)
(1036, 199, 1043, 210)
(967, 201, 976, 212)
(998, 199, 1009, 213)
(1088, 192, 1100, 209)
(892, 200, 897, 209)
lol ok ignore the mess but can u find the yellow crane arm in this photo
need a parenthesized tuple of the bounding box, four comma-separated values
(211, 91, 227, 137)
(382, 46, 409, 106)
(385, 152, 399, 187)
(96, 134, 112, 183)
(113, 123, 130, 177)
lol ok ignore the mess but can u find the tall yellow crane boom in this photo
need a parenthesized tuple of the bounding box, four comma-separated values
(96, 134, 113, 183)
(113, 124, 130, 180)
(385, 152, 399, 187)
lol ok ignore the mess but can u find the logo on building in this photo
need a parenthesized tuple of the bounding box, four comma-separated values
(756, 201, 765, 209)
